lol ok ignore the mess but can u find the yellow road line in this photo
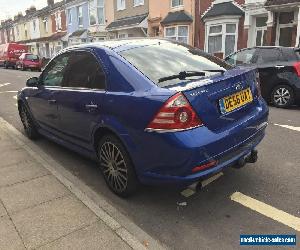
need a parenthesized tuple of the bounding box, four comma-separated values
(274, 123, 300, 132)
(230, 192, 300, 231)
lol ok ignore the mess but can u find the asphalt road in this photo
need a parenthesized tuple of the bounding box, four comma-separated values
(0, 68, 299, 249)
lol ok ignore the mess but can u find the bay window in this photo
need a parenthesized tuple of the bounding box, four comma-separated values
(165, 25, 189, 44)
(206, 22, 238, 57)
(255, 16, 267, 46)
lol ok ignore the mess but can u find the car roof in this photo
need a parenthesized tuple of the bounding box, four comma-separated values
(64, 38, 176, 53)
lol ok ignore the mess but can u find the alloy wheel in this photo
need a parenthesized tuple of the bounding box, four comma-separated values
(273, 87, 291, 106)
(100, 141, 128, 193)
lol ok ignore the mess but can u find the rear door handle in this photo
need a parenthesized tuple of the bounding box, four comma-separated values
(48, 99, 56, 104)
(275, 65, 285, 69)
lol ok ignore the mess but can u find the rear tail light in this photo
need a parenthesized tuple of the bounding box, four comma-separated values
(146, 92, 203, 132)
(293, 61, 300, 77)
(255, 72, 262, 97)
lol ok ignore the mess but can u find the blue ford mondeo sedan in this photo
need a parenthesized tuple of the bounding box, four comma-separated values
(18, 39, 269, 197)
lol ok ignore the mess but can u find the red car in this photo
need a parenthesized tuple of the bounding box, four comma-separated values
(16, 53, 42, 72)
(0, 43, 28, 69)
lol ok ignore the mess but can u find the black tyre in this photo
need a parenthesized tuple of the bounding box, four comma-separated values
(271, 85, 294, 108)
(19, 104, 39, 139)
(98, 135, 139, 197)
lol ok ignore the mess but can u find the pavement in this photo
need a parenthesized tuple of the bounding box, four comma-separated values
(0, 68, 299, 249)
(0, 118, 154, 250)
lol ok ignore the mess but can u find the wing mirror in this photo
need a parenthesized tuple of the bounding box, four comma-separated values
(26, 77, 39, 87)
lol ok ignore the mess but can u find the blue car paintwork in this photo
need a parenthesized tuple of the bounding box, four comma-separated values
(18, 40, 269, 187)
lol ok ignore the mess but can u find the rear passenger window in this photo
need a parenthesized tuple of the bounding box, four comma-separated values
(63, 51, 106, 90)
(256, 48, 282, 64)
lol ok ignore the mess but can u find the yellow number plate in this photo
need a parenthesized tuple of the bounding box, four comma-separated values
(219, 88, 253, 114)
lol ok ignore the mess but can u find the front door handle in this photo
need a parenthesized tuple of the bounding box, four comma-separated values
(85, 104, 98, 109)
(275, 65, 285, 69)
(48, 99, 56, 104)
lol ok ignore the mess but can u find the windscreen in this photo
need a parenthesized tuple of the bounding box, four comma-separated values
(119, 41, 233, 88)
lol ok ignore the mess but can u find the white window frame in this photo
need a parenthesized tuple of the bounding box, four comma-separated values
(89, 0, 105, 26)
(253, 16, 268, 47)
(205, 17, 239, 57)
(77, 6, 83, 27)
(55, 12, 62, 31)
(171, 0, 184, 9)
(164, 25, 189, 44)
(134, 0, 144, 7)
(43, 18, 49, 33)
(117, 0, 126, 11)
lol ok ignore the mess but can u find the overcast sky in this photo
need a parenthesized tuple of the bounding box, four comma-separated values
(0, 0, 60, 21)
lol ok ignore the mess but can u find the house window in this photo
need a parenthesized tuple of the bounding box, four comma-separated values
(89, 0, 105, 25)
(134, 0, 144, 7)
(68, 10, 72, 25)
(43, 18, 48, 33)
(55, 12, 62, 30)
(117, 0, 125, 10)
(171, 0, 183, 8)
(165, 25, 189, 44)
(78, 6, 83, 27)
(255, 16, 267, 46)
(16, 26, 19, 36)
(276, 12, 295, 47)
(206, 22, 237, 57)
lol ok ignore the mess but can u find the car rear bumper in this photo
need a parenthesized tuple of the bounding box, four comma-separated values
(128, 99, 269, 186)
(138, 127, 266, 186)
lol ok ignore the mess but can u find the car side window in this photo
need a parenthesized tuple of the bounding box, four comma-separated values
(256, 48, 282, 64)
(42, 53, 70, 87)
(63, 51, 106, 90)
(226, 49, 255, 66)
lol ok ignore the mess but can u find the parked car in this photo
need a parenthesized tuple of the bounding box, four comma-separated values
(18, 39, 268, 197)
(225, 46, 300, 108)
(0, 43, 28, 69)
(16, 53, 42, 72)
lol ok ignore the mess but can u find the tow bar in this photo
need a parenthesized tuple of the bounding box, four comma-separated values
(232, 150, 258, 169)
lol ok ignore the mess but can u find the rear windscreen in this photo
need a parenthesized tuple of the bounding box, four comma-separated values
(119, 41, 233, 88)
(26, 54, 39, 60)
